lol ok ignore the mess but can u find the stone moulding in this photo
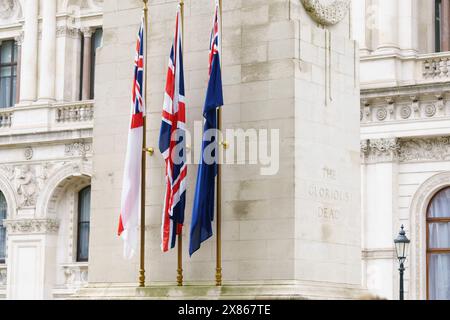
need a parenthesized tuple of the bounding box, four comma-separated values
(300, 0, 350, 26)
(3, 219, 59, 235)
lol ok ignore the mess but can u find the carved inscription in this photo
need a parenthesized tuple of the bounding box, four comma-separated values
(307, 167, 353, 221)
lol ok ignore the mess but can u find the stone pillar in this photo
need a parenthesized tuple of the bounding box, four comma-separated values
(352, 0, 370, 54)
(376, 0, 399, 53)
(14, 34, 23, 104)
(441, 0, 450, 52)
(38, 0, 57, 102)
(4, 219, 59, 299)
(20, 0, 38, 103)
(398, 0, 419, 55)
(362, 138, 400, 300)
(81, 29, 93, 101)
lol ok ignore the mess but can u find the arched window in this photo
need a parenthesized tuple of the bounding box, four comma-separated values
(0, 192, 7, 264)
(427, 187, 450, 300)
(77, 186, 91, 262)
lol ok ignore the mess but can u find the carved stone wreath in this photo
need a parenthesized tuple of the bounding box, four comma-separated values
(300, 0, 351, 26)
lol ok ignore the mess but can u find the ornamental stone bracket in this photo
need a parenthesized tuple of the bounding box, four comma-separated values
(300, 0, 350, 26)
(362, 136, 450, 164)
(3, 219, 59, 235)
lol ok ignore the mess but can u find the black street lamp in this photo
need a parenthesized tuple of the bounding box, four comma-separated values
(394, 225, 410, 300)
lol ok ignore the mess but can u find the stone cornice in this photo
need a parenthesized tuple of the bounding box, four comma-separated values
(362, 136, 450, 163)
(3, 219, 59, 235)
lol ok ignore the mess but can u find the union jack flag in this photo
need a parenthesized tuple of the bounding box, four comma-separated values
(118, 17, 145, 259)
(159, 6, 187, 253)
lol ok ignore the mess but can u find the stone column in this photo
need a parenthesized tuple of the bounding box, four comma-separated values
(362, 138, 400, 299)
(38, 0, 57, 102)
(398, 0, 419, 55)
(20, 0, 39, 103)
(14, 34, 23, 104)
(441, 0, 450, 52)
(352, 0, 370, 54)
(81, 28, 93, 101)
(376, 0, 399, 53)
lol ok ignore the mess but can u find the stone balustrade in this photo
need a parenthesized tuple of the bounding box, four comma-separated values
(62, 263, 88, 288)
(55, 101, 94, 123)
(420, 53, 450, 80)
(0, 110, 12, 129)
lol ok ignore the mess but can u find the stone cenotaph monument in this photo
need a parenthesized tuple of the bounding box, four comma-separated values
(80, 0, 364, 299)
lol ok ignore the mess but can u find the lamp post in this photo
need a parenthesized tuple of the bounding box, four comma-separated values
(394, 225, 410, 300)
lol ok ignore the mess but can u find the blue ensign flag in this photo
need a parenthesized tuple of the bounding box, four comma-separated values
(189, 4, 224, 256)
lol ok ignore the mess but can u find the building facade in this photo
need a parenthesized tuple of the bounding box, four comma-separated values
(0, 0, 448, 300)
(0, 0, 102, 299)
(354, 0, 450, 300)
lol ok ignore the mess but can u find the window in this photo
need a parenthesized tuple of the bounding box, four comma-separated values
(90, 28, 103, 100)
(427, 187, 450, 300)
(77, 186, 91, 262)
(436, 0, 442, 52)
(0, 192, 7, 264)
(0, 40, 17, 108)
(79, 28, 103, 101)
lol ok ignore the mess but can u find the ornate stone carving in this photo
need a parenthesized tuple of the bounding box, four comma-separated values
(362, 136, 450, 163)
(56, 26, 80, 39)
(0, 0, 20, 22)
(13, 165, 37, 207)
(65, 142, 92, 157)
(0, 163, 52, 208)
(24, 147, 33, 160)
(300, 0, 350, 26)
(376, 108, 388, 121)
(400, 105, 412, 119)
(362, 138, 400, 163)
(399, 137, 450, 162)
(424, 104, 437, 118)
(3, 219, 59, 235)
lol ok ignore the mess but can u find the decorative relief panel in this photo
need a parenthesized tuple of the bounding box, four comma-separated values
(0, 0, 21, 24)
(300, 0, 350, 26)
(3, 219, 59, 235)
(362, 137, 450, 163)
(0, 163, 57, 209)
(65, 142, 92, 157)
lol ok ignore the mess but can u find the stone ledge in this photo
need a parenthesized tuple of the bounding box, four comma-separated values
(73, 282, 370, 300)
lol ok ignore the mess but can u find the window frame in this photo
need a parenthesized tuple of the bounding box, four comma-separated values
(0, 40, 18, 109)
(76, 186, 91, 263)
(426, 187, 450, 300)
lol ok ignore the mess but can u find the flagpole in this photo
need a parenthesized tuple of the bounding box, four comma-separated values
(139, 0, 149, 288)
(177, 0, 185, 287)
(216, 0, 223, 287)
